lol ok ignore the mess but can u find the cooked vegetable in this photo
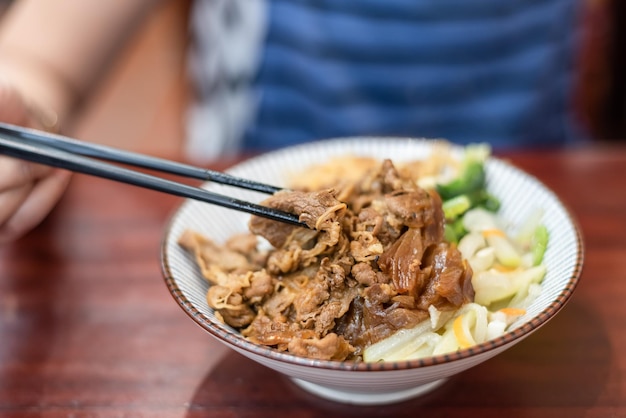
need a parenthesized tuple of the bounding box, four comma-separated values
(362, 320, 440, 362)
(444, 217, 466, 244)
(436, 144, 489, 200)
(531, 225, 549, 265)
(436, 144, 499, 224)
(482, 231, 522, 268)
(515, 209, 545, 246)
(442, 194, 472, 221)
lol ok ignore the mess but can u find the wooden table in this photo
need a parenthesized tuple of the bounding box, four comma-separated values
(0, 144, 625, 417)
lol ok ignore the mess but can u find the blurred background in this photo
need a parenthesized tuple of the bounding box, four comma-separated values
(0, 0, 623, 156)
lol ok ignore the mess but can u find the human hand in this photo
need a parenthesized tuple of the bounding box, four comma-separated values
(0, 80, 72, 244)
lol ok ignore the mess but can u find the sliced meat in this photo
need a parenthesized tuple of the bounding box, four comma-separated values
(384, 188, 436, 228)
(249, 189, 346, 248)
(287, 333, 355, 361)
(377, 228, 425, 295)
(417, 243, 475, 310)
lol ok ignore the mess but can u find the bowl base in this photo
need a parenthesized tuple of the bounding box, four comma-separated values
(290, 377, 447, 405)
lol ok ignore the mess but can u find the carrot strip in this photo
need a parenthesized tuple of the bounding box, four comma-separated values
(493, 264, 518, 273)
(453, 314, 474, 349)
(498, 307, 527, 316)
(481, 229, 506, 238)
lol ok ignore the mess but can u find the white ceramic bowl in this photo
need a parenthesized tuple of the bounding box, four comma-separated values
(161, 138, 583, 405)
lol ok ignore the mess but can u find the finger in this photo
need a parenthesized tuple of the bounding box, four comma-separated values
(0, 80, 30, 126)
(0, 169, 72, 244)
(0, 183, 33, 230)
(0, 156, 54, 190)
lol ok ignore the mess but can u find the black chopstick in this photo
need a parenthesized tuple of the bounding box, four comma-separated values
(0, 128, 306, 228)
(0, 123, 281, 194)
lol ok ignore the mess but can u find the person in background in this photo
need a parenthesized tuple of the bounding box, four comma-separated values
(0, 0, 586, 243)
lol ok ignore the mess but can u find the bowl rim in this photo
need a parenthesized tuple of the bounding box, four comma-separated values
(160, 137, 585, 372)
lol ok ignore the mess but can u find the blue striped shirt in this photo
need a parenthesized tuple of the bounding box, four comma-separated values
(239, 0, 584, 153)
